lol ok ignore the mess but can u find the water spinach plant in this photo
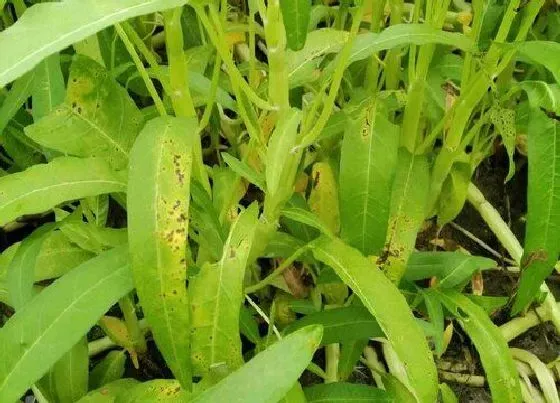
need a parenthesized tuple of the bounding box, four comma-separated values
(0, 0, 559, 402)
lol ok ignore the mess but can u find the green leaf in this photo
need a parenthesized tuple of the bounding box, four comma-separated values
(0, 0, 189, 86)
(89, 350, 127, 390)
(434, 289, 522, 403)
(286, 29, 348, 87)
(513, 82, 560, 313)
(0, 246, 133, 402)
(31, 53, 65, 122)
(437, 162, 472, 224)
(115, 379, 189, 402)
(311, 236, 438, 402)
(222, 152, 265, 190)
(439, 383, 458, 403)
(340, 100, 399, 256)
(53, 337, 89, 403)
(324, 24, 474, 79)
(405, 252, 496, 289)
(25, 56, 144, 170)
(77, 379, 139, 403)
(7, 223, 55, 309)
(284, 306, 383, 345)
(0, 71, 35, 135)
(280, 0, 311, 51)
(338, 339, 368, 381)
(0, 156, 126, 227)
(421, 289, 445, 357)
(516, 41, 560, 83)
(128, 116, 196, 389)
(192, 325, 323, 403)
(190, 204, 259, 375)
(34, 230, 96, 281)
(281, 207, 334, 237)
(239, 305, 260, 344)
(304, 383, 392, 402)
(279, 382, 306, 403)
(384, 149, 430, 283)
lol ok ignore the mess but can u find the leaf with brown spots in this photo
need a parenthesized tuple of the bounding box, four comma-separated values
(25, 56, 144, 170)
(128, 116, 196, 390)
(190, 203, 259, 377)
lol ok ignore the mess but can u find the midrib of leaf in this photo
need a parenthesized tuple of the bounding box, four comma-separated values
(0, 179, 126, 212)
(439, 258, 469, 285)
(152, 124, 186, 384)
(65, 102, 129, 161)
(359, 121, 375, 253)
(0, 264, 129, 394)
(2, 1, 171, 81)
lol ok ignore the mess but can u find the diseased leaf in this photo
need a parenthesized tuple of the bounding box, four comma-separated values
(304, 383, 392, 403)
(513, 82, 560, 313)
(280, 0, 311, 51)
(283, 306, 383, 345)
(128, 116, 196, 388)
(434, 289, 521, 403)
(0, 247, 133, 403)
(192, 325, 323, 403)
(383, 149, 430, 283)
(89, 350, 127, 390)
(311, 236, 438, 402)
(0, 0, 189, 86)
(26, 56, 144, 169)
(0, 157, 126, 227)
(340, 100, 399, 256)
(77, 379, 139, 403)
(309, 161, 340, 235)
(190, 204, 259, 375)
(489, 106, 516, 182)
(31, 53, 65, 122)
(115, 379, 189, 402)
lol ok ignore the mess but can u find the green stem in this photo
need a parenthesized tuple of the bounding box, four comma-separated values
(298, 4, 365, 148)
(114, 24, 166, 117)
(466, 183, 560, 334)
(325, 344, 340, 383)
(500, 302, 560, 342)
(164, 7, 196, 118)
(194, 5, 272, 111)
(118, 294, 147, 354)
(198, 53, 222, 132)
(244, 245, 309, 294)
(262, 0, 289, 115)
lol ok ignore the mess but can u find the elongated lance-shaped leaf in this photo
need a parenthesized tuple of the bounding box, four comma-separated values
(340, 100, 399, 256)
(53, 337, 89, 403)
(311, 236, 438, 403)
(89, 350, 127, 390)
(0, 156, 126, 227)
(31, 53, 65, 122)
(304, 383, 392, 402)
(280, 0, 311, 51)
(513, 82, 560, 313)
(115, 379, 190, 402)
(309, 161, 340, 235)
(25, 56, 144, 170)
(515, 41, 560, 84)
(192, 325, 323, 403)
(0, 246, 133, 403)
(0, 71, 35, 134)
(7, 223, 55, 309)
(0, 0, 189, 86)
(433, 289, 522, 403)
(383, 149, 430, 283)
(190, 204, 259, 375)
(128, 116, 195, 389)
(77, 379, 139, 403)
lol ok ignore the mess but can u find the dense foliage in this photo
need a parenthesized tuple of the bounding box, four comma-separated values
(0, 0, 559, 402)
